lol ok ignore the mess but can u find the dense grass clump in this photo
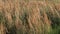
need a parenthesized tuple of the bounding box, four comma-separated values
(0, 0, 60, 34)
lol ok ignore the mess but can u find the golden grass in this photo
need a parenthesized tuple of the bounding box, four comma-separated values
(0, 0, 60, 34)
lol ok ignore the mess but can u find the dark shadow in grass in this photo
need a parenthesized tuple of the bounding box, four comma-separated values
(6, 25, 16, 34)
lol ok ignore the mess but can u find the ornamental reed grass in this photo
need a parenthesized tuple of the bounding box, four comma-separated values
(0, 0, 60, 34)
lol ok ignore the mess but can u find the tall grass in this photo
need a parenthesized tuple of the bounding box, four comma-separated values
(0, 0, 60, 34)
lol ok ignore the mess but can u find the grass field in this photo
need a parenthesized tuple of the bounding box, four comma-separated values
(0, 0, 60, 34)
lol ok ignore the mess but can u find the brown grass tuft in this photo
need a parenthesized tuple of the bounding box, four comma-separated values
(0, 0, 60, 34)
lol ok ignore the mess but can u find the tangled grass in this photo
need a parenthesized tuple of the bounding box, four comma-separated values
(0, 0, 60, 34)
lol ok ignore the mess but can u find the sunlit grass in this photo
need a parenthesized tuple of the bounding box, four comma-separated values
(0, 0, 60, 34)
